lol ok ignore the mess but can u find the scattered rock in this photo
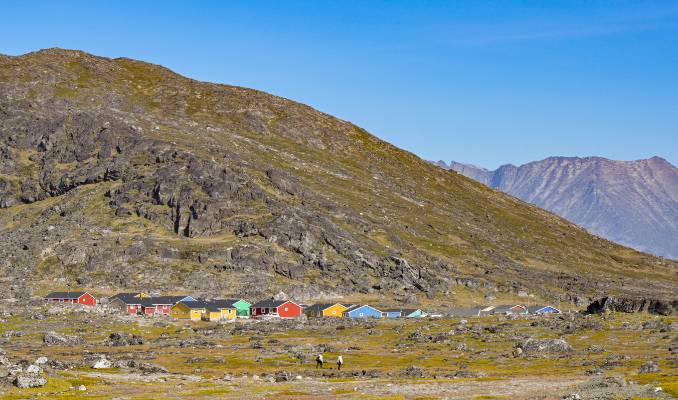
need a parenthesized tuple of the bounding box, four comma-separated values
(639, 361, 660, 373)
(91, 356, 112, 369)
(34, 356, 48, 365)
(586, 345, 604, 353)
(452, 370, 487, 378)
(113, 359, 168, 374)
(105, 332, 144, 346)
(642, 320, 668, 331)
(274, 370, 291, 382)
(43, 331, 84, 346)
(25, 364, 41, 374)
(402, 365, 424, 378)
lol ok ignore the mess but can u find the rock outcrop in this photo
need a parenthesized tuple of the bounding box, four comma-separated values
(586, 297, 678, 315)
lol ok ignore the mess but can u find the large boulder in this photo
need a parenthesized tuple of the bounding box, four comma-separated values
(518, 338, 572, 354)
(14, 373, 47, 388)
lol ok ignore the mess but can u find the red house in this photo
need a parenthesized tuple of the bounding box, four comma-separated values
(140, 296, 194, 316)
(110, 294, 195, 316)
(45, 291, 97, 307)
(250, 300, 302, 319)
(109, 293, 145, 314)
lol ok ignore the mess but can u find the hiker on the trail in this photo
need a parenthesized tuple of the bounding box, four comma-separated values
(316, 353, 324, 369)
(337, 355, 343, 371)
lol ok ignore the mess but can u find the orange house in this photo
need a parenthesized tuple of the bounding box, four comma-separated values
(304, 303, 349, 318)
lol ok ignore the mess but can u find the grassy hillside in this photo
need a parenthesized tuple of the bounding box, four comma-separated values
(0, 49, 675, 305)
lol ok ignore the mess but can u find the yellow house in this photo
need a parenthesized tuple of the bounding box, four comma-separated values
(171, 301, 206, 321)
(204, 305, 237, 321)
(304, 303, 349, 318)
(202, 300, 238, 321)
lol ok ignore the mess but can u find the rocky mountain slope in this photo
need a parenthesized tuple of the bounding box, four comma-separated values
(440, 157, 678, 260)
(0, 49, 676, 305)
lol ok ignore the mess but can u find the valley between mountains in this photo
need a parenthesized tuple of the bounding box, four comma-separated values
(0, 49, 676, 307)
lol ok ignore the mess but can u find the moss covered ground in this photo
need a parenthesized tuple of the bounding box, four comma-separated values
(0, 307, 675, 399)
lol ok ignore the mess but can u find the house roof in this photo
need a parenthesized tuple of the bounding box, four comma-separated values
(204, 299, 238, 311)
(345, 304, 382, 314)
(449, 306, 487, 317)
(493, 304, 523, 313)
(304, 303, 344, 312)
(110, 293, 144, 305)
(152, 296, 192, 305)
(176, 300, 208, 310)
(250, 299, 294, 308)
(384, 308, 419, 314)
(528, 305, 560, 313)
(45, 291, 87, 299)
(228, 298, 251, 306)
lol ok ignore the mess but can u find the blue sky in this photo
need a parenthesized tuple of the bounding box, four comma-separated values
(2, 1, 677, 169)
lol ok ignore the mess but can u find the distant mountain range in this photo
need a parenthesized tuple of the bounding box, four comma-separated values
(435, 157, 678, 260)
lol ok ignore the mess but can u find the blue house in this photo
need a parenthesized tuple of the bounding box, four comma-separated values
(343, 305, 382, 318)
(382, 310, 402, 318)
(528, 305, 561, 314)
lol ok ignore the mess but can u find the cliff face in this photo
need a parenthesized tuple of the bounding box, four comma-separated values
(0, 49, 676, 303)
(446, 157, 678, 260)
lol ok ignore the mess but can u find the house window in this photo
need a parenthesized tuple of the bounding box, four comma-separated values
(284, 307, 288, 312)
(359, 312, 364, 317)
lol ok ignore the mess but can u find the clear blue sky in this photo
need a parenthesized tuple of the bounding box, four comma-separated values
(2, 1, 678, 169)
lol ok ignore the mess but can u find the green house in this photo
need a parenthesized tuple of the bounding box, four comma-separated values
(403, 309, 427, 318)
(226, 298, 251, 318)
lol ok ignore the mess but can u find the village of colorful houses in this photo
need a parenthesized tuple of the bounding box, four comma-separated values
(43, 291, 562, 322)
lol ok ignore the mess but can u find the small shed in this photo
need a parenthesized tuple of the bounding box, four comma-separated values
(45, 291, 97, 307)
(343, 305, 382, 318)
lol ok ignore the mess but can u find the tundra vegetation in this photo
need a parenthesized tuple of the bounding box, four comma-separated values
(0, 302, 676, 399)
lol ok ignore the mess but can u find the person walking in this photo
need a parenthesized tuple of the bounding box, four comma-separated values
(337, 355, 343, 371)
(316, 353, 324, 369)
